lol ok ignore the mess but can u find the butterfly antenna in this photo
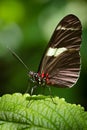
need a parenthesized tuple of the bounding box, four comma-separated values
(7, 47, 29, 71)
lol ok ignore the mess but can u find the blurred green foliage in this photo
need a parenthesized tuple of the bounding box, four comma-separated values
(0, 0, 87, 109)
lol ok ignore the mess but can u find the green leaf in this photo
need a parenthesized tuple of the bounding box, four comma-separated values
(0, 93, 87, 130)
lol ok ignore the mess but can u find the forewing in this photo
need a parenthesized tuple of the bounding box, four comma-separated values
(48, 14, 82, 49)
(38, 14, 82, 87)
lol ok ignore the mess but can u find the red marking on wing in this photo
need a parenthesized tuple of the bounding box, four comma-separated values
(45, 73, 49, 83)
(41, 72, 45, 78)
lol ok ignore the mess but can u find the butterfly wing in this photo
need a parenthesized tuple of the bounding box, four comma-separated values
(38, 14, 82, 88)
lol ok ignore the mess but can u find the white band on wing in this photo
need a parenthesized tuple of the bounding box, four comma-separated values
(46, 47, 67, 57)
(57, 25, 79, 30)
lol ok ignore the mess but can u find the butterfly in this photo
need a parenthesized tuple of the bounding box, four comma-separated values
(29, 14, 82, 91)
(9, 14, 82, 94)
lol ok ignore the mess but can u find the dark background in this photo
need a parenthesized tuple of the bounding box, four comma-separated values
(0, 0, 87, 110)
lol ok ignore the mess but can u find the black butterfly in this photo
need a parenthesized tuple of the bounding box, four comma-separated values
(9, 14, 82, 93)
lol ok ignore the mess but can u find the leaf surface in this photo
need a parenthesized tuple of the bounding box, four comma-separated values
(0, 93, 87, 130)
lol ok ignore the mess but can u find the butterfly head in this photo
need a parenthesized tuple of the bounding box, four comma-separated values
(29, 71, 49, 86)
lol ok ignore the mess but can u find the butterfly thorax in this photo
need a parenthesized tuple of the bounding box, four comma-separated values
(29, 71, 49, 86)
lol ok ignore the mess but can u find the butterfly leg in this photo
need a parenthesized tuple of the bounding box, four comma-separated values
(25, 78, 32, 94)
(31, 85, 38, 95)
(47, 86, 57, 104)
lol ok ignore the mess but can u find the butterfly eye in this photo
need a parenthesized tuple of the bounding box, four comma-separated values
(29, 71, 34, 77)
